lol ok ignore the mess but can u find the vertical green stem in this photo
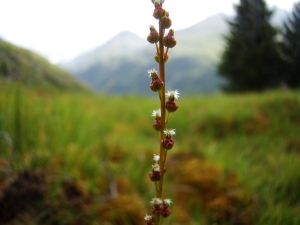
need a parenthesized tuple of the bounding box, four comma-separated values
(158, 19, 166, 200)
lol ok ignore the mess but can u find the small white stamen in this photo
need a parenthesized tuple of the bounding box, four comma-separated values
(163, 128, 176, 136)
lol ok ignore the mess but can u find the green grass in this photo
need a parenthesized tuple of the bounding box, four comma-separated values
(0, 84, 300, 225)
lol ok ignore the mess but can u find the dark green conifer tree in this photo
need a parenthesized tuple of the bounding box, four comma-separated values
(218, 0, 284, 92)
(280, 2, 300, 88)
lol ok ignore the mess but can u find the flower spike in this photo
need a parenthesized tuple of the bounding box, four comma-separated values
(146, 1, 177, 222)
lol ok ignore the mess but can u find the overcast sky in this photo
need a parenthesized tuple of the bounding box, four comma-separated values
(0, 0, 296, 63)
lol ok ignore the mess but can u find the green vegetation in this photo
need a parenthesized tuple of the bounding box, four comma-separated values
(0, 39, 91, 92)
(280, 1, 300, 88)
(1, 83, 299, 224)
(218, 0, 285, 92)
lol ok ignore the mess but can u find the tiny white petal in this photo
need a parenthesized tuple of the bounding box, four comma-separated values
(153, 154, 160, 162)
(163, 128, 176, 136)
(144, 214, 152, 221)
(166, 89, 180, 99)
(164, 198, 173, 206)
(151, 109, 161, 117)
(150, 197, 163, 205)
(152, 163, 160, 172)
(147, 68, 157, 77)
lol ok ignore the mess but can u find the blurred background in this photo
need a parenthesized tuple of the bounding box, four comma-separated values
(0, 0, 300, 224)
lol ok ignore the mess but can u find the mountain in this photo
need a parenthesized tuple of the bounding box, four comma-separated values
(0, 38, 90, 92)
(62, 7, 290, 95)
(62, 17, 227, 95)
(65, 31, 146, 73)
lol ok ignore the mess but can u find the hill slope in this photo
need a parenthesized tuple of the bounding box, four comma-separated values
(0, 38, 90, 92)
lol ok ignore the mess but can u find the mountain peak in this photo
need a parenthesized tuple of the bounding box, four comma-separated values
(62, 30, 146, 72)
(111, 30, 140, 40)
(104, 30, 145, 50)
(179, 13, 229, 35)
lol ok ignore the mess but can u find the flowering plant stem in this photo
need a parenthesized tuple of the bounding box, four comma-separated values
(145, 1, 178, 224)
(158, 20, 166, 200)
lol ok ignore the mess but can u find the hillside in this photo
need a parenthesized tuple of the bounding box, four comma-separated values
(0, 38, 90, 92)
(62, 7, 289, 95)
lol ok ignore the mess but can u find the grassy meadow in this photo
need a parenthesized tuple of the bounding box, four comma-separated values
(0, 81, 300, 225)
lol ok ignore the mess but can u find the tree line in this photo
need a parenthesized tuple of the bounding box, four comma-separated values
(218, 0, 300, 92)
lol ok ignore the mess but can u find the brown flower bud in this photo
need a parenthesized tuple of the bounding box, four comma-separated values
(161, 207, 171, 218)
(161, 12, 172, 29)
(151, 205, 164, 215)
(161, 136, 174, 150)
(153, 3, 165, 19)
(147, 26, 159, 44)
(149, 170, 162, 181)
(166, 99, 178, 112)
(163, 29, 176, 48)
(150, 77, 164, 92)
(152, 118, 161, 131)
